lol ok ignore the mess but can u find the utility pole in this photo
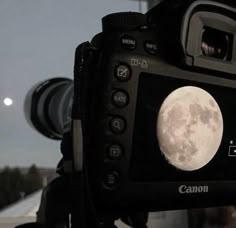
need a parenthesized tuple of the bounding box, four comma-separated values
(147, 0, 162, 9)
(130, 0, 162, 10)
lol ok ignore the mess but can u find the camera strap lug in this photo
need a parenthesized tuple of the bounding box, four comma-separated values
(72, 42, 99, 172)
(70, 42, 101, 228)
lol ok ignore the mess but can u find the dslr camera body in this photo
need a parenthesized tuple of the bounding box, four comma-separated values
(23, 0, 236, 227)
(72, 0, 236, 213)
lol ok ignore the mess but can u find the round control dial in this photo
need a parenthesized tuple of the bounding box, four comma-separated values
(102, 12, 147, 32)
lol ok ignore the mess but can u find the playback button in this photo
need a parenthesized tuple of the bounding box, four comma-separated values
(108, 144, 123, 160)
(115, 65, 131, 81)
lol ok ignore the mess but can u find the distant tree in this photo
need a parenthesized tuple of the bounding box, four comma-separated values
(0, 167, 24, 208)
(0, 167, 11, 208)
(24, 164, 43, 195)
(10, 168, 25, 200)
(0, 165, 43, 210)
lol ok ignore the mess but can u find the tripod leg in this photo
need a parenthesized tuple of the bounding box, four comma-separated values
(121, 212, 148, 228)
(96, 213, 119, 228)
(37, 176, 70, 228)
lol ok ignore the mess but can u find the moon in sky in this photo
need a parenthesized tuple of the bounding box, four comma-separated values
(3, 97, 13, 106)
(157, 86, 223, 171)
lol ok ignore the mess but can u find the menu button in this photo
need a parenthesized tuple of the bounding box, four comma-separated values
(120, 35, 136, 50)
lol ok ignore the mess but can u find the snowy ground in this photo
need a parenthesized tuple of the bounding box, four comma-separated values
(0, 190, 188, 228)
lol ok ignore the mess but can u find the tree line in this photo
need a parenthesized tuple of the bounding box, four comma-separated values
(0, 164, 43, 210)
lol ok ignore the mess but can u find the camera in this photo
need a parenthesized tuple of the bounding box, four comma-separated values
(24, 0, 236, 226)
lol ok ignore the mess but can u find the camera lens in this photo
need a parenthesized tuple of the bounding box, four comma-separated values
(25, 78, 73, 140)
(201, 27, 233, 61)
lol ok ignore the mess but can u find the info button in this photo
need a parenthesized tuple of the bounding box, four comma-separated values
(229, 146, 236, 157)
(144, 40, 158, 55)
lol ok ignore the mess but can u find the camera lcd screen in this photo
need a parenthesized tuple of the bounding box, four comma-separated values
(130, 73, 236, 182)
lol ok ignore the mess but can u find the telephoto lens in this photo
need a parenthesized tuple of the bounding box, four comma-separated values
(24, 78, 73, 140)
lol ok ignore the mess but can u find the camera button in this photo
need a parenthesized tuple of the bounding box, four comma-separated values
(144, 40, 158, 54)
(228, 146, 236, 157)
(120, 35, 136, 50)
(112, 91, 129, 108)
(115, 65, 131, 81)
(108, 144, 123, 160)
(103, 171, 120, 189)
(110, 117, 126, 134)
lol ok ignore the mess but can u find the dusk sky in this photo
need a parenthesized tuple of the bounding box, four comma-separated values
(0, 0, 144, 168)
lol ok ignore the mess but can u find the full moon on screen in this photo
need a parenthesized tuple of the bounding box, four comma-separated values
(157, 86, 224, 171)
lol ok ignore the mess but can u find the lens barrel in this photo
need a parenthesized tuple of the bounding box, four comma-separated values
(24, 78, 73, 140)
